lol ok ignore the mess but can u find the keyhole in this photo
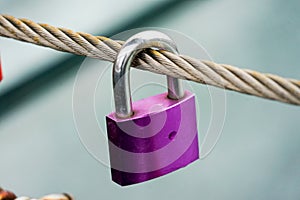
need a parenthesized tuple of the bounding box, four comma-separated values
(168, 131, 177, 140)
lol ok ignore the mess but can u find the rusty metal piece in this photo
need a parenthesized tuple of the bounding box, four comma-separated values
(0, 189, 17, 200)
(0, 187, 73, 200)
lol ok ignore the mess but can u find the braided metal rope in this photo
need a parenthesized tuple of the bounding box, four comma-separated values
(15, 194, 72, 200)
(0, 14, 300, 105)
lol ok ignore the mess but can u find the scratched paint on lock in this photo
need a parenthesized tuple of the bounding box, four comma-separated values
(106, 91, 199, 186)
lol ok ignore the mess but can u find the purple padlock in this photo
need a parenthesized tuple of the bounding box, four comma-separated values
(106, 31, 199, 186)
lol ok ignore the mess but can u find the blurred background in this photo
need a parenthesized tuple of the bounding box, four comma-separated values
(0, 0, 300, 199)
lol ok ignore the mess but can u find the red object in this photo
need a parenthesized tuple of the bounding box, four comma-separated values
(0, 190, 17, 200)
(0, 58, 2, 81)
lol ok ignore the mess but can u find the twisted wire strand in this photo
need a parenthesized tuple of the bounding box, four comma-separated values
(0, 14, 300, 105)
(15, 194, 73, 200)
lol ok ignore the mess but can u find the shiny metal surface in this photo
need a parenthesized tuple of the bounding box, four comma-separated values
(113, 30, 184, 118)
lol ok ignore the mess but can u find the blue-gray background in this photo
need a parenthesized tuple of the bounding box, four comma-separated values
(0, 0, 300, 199)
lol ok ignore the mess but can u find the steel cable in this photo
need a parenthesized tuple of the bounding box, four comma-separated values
(0, 14, 299, 105)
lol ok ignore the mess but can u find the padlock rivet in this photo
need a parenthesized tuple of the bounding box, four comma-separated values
(168, 131, 177, 140)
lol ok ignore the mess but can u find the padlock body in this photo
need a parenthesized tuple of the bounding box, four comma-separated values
(106, 90, 199, 186)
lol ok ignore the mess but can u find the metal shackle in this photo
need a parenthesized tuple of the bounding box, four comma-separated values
(113, 30, 184, 118)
